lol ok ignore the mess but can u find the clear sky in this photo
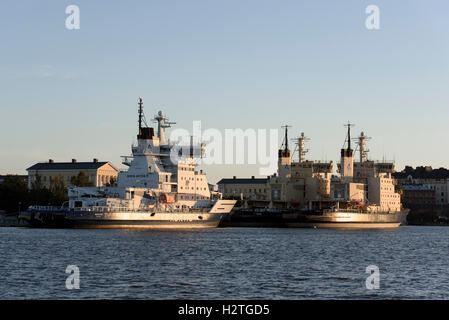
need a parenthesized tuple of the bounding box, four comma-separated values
(1, 0, 448, 184)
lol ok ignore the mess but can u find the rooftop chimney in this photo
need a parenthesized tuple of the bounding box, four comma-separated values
(251, 176, 255, 179)
(233, 176, 236, 179)
(93, 158, 98, 163)
(72, 159, 77, 163)
(49, 159, 54, 163)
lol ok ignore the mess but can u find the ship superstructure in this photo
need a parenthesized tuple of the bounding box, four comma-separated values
(268, 126, 334, 204)
(117, 98, 210, 204)
(226, 124, 408, 228)
(284, 124, 408, 228)
(23, 98, 236, 229)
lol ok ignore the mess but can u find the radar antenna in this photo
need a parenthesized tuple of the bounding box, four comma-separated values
(153, 110, 176, 145)
(356, 131, 371, 163)
(292, 132, 310, 163)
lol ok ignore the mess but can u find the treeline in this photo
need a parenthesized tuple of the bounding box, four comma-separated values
(0, 171, 101, 213)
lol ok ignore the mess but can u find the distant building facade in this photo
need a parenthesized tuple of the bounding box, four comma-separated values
(401, 185, 435, 207)
(217, 176, 269, 200)
(26, 159, 119, 189)
(393, 166, 449, 205)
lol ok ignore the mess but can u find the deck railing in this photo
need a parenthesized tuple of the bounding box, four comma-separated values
(29, 204, 213, 214)
(29, 205, 61, 211)
(322, 208, 397, 214)
(70, 206, 211, 214)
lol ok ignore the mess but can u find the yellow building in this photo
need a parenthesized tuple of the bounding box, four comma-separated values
(217, 176, 269, 200)
(26, 159, 119, 189)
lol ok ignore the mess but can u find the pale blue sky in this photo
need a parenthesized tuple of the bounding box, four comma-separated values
(1, 0, 448, 183)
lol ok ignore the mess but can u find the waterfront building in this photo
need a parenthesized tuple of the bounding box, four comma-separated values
(401, 185, 435, 207)
(393, 166, 449, 205)
(26, 159, 119, 189)
(217, 176, 269, 200)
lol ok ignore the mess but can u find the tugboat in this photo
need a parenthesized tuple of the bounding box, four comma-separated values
(21, 98, 236, 229)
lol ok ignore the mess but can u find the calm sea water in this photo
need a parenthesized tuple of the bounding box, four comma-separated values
(1, 226, 448, 299)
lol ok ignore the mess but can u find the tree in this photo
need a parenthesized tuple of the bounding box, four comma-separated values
(31, 173, 43, 190)
(70, 171, 94, 187)
(49, 174, 68, 204)
(0, 174, 71, 213)
(29, 175, 53, 207)
(0, 176, 28, 213)
(395, 184, 403, 200)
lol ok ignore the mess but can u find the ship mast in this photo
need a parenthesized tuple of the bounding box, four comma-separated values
(340, 122, 355, 180)
(135, 97, 154, 141)
(343, 122, 355, 151)
(278, 125, 292, 179)
(153, 111, 176, 145)
(138, 97, 143, 134)
(293, 132, 310, 163)
(357, 131, 371, 163)
(281, 125, 291, 152)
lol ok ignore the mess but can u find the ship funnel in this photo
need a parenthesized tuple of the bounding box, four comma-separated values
(340, 123, 354, 179)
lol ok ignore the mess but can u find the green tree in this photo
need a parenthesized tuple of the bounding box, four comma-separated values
(31, 173, 43, 190)
(0, 174, 71, 213)
(70, 171, 94, 187)
(395, 184, 404, 200)
(29, 174, 53, 207)
(0, 176, 28, 212)
(49, 174, 68, 204)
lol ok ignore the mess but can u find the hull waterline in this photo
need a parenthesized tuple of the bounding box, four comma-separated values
(20, 210, 225, 229)
(283, 210, 409, 229)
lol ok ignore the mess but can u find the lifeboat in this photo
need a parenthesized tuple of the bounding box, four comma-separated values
(159, 193, 175, 204)
(353, 201, 365, 207)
